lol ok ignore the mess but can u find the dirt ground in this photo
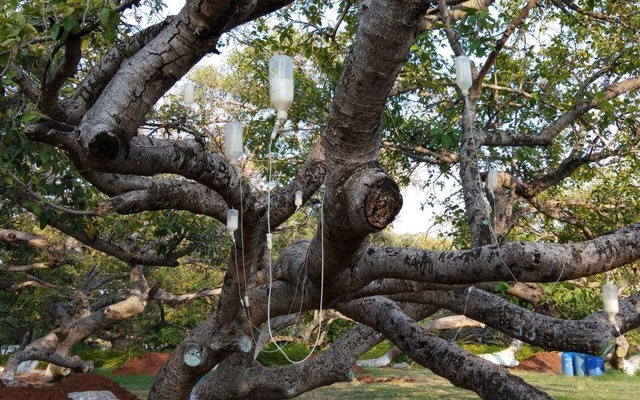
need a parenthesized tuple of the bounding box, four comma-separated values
(511, 351, 563, 374)
(0, 352, 171, 400)
(113, 353, 170, 376)
(0, 351, 562, 399)
(0, 372, 138, 400)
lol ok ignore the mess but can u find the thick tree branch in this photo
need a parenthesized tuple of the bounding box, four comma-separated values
(353, 223, 640, 285)
(95, 181, 228, 221)
(195, 324, 381, 399)
(339, 297, 553, 399)
(40, 37, 82, 121)
(68, 20, 173, 124)
(419, 288, 640, 354)
(2, 350, 93, 380)
(306, 0, 426, 294)
(358, 315, 486, 368)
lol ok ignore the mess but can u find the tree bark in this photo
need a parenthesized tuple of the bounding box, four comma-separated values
(340, 297, 553, 399)
(2, 349, 93, 381)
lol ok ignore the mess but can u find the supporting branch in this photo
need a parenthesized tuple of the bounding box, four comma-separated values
(340, 297, 553, 399)
(2, 349, 93, 380)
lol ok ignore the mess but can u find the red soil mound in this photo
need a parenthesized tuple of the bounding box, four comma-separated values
(0, 372, 138, 400)
(511, 351, 563, 373)
(113, 352, 170, 376)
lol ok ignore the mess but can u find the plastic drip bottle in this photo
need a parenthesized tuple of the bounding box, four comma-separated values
(224, 121, 244, 164)
(183, 82, 195, 105)
(455, 55, 472, 96)
(269, 55, 294, 122)
(227, 209, 239, 234)
(602, 281, 619, 323)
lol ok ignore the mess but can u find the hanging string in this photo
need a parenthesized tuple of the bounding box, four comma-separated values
(265, 120, 325, 363)
(450, 286, 474, 343)
(464, 96, 519, 284)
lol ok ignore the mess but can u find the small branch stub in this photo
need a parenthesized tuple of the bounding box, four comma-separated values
(183, 344, 203, 367)
(364, 179, 402, 230)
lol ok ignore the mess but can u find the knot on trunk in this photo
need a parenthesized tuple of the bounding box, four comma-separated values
(342, 164, 402, 234)
(79, 123, 122, 163)
(88, 130, 120, 161)
(365, 178, 402, 229)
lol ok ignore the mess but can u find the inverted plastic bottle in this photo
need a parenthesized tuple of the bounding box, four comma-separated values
(224, 121, 244, 164)
(602, 281, 619, 323)
(455, 55, 472, 96)
(227, 209, 239, 234)
(294, 190, 303, 208)
(183, 82, 195, 105)
(269, 55, 294, 121)
(487, 170, 499, 192)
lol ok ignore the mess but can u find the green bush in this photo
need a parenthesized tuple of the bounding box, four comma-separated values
(142, 325, 187, 351)
(257, 341, 321, 367)
(74, 344, 139, 368)
(325, 319, 355, 343)
(358, 340, 395, 360)
(459, 342, 504, 355)
(459, 341, 541, 362)
(0, 354, 10, 367)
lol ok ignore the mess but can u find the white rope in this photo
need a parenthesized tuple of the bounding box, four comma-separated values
(265, 120, 325, 363)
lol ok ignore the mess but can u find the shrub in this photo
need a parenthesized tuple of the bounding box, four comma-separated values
(74, 343, 137, 368)
(257, 341, 321, 367)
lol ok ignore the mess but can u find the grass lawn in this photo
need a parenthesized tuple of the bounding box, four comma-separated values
(97, 367, 640, 399)
(95, 368, 156, 399)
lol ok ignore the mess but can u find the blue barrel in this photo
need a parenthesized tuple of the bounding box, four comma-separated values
(573, 353, 587, 376)
(586, 355, 605, 376)
(562, 352, 574, 376)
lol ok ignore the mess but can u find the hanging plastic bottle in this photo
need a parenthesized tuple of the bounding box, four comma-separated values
(224, 121, 244, 164)
(487, 170, 499, 192)
(183, 82, 195, 105)
(294, 190, 303, 208)
(455, 55, 472, 96)
(227, 209, 239, 234)
(269, 55, 294, 122)
(602, 281, 619, 323)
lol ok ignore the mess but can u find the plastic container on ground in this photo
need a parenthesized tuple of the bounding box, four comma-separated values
(561, 352, 574, 376)
(585, 355, 605, 376)
(573, 353, 587, 376)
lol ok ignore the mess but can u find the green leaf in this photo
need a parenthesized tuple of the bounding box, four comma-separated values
(62, 16, 79, 34)
(100, 8, 110, 26)
(21, 111, 42, 123)
(50, 22, 61, 40)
